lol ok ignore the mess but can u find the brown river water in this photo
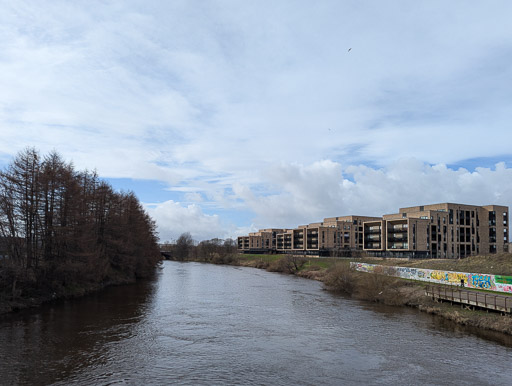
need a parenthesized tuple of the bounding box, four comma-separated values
(1, 261, 512, 385)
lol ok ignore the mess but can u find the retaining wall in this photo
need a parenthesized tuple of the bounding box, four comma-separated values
(351, 262, 512, 294)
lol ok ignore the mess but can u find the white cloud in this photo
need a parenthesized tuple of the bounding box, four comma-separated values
(1, 1, 511, 179)
(145, 200, 230, 242)
(184, 192, 203, 202)
(233, 159, 512, 230)
(1, 1, 512, 237)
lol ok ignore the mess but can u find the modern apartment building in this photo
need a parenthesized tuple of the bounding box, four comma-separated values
(364, 203, 509, 258)
(237, 203, 509, 258)
(272, 215, 382, 255)
(238, 229, 286, 253)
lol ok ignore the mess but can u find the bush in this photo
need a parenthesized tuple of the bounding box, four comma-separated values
(211, 253, 237, 265)
(353, 272, 400, 303)
(323, 263, 356, 294)
(266, 255, 307, 274)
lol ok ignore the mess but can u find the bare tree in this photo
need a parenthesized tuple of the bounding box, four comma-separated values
(0, 149, 161, 301)
(175, 232, 194, 261)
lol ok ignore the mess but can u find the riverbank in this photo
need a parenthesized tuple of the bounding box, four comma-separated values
(185, 253, 512, 335)
(322, 262, 512, 335)
(0, 265, 155, 315)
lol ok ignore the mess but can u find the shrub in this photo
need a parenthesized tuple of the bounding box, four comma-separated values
(323, 263, 356, 294)
(266, 255, 307, 274)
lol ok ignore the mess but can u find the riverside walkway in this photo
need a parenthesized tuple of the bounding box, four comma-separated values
(425, 285, 512, 314)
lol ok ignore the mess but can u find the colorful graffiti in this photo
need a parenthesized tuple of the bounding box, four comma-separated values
(350, 262, 512, 294)
(470, 274, 494, 290)
(501, 286, 512, 293)
(496, 275, 512, 285)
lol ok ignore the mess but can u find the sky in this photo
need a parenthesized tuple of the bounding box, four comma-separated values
(1, 0, 512, 242)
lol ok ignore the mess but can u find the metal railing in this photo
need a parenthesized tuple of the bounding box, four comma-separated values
(425, 285, 512, 313)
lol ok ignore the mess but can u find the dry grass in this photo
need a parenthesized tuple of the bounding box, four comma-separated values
(323, 262, 424, 306)
(323, 262, 355, 294)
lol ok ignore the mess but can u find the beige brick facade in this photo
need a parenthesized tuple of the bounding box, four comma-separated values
(238, 202, 509, 259)
(366, 203, 510, 258)
(238, 229, 285, 252)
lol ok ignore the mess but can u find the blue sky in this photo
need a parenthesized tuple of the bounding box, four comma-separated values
(1, 1, 512, 242)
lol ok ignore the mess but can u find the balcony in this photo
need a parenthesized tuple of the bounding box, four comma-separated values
(388, 234, 407, 240)
(389, 226, 408, 233)
(388, 242, 409, 249)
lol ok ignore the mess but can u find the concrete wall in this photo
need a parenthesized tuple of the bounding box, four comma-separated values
(351, 262, 512, 293)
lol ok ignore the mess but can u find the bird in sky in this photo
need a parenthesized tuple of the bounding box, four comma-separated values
(348, 48, 352, 52)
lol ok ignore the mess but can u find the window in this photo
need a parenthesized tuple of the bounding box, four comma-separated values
(489, 211, 496, 226)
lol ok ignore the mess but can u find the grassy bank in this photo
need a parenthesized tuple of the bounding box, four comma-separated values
(322, 260, 512, 335)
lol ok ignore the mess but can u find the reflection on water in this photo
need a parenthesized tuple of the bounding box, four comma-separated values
(1, 261, 512, 385)
(0, 275, 158, 385)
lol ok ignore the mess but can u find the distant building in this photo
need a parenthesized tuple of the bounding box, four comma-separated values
(238, 229, 285, 254)
(237, 203, 509, 259)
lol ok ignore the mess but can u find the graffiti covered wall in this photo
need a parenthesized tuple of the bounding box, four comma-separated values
(350, 262, 512, 293)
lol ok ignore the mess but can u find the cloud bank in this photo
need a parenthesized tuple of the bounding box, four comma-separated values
(232, 159, 512, 230)
(147, 159, 512, 241)
(1, 1, 511, 241)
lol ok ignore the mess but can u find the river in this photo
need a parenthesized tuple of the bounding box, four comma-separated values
(1, 261, 512, 385)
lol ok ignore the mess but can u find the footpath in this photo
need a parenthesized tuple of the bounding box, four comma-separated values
(426, 284, 512, 314)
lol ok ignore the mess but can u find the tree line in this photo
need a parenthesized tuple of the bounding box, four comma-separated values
(160, 232, 238, 264)
(0, 148, 160, 304)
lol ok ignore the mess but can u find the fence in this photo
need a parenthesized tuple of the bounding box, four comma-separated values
(425, 285, 512, 314)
